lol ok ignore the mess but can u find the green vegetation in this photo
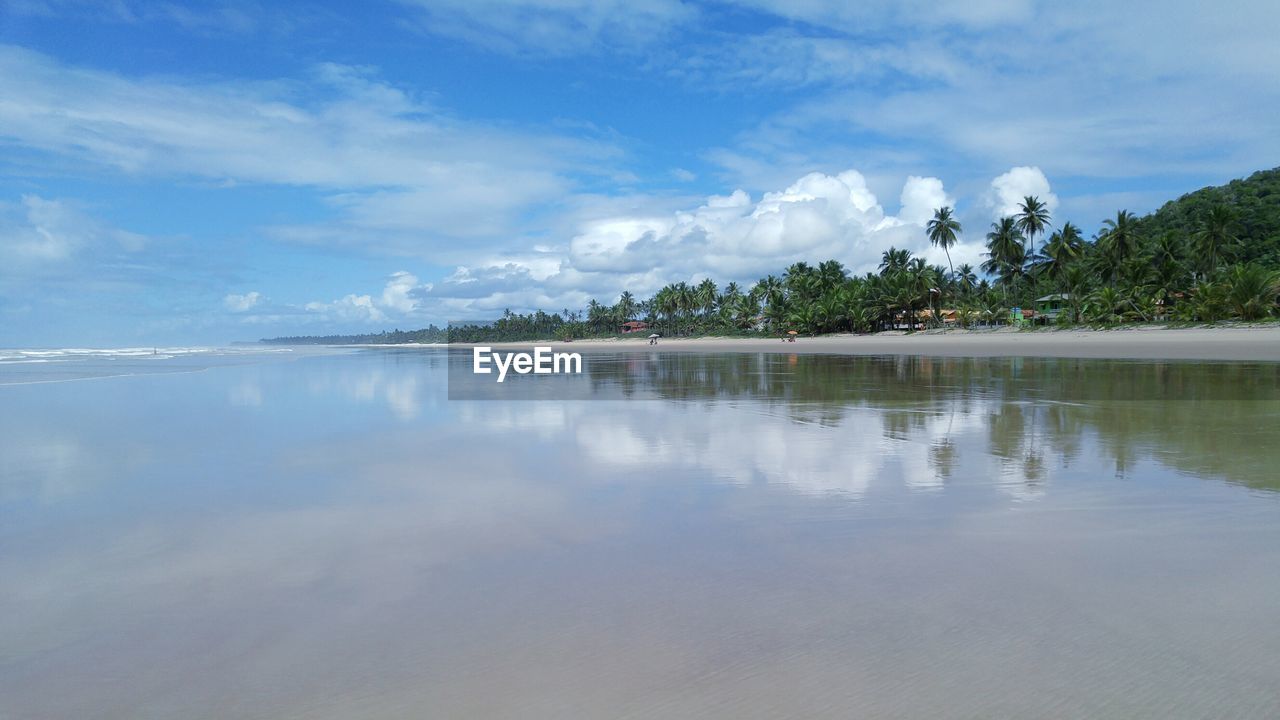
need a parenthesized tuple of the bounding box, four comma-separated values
(263, 168, 1280, 344)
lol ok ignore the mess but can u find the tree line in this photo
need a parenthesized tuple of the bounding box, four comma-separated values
(263, 168, 1280, 344)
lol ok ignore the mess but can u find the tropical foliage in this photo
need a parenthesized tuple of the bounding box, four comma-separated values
(265, 168, 1280, 344)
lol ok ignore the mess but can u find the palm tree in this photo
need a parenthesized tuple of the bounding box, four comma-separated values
(1187, 280, 1230, 322)
(616, 290, 637, 322)
(586, 298, 605, 332)
(1148, 231, 1186, 315)
(1096, 210, 1140, 282)
(1085, 286, 1125, 324)
(754, 275, 785, 331)
(1033, 221, 1083, 284)
(1015, 196, 1052, 254)
(674, 282, 696, 333)
(1061, 263, 1089, 322)
(817, 259, 848, 292)
(696, 278, 718, 317)
(732, 292, 761, 329)
(882, 271, 922, 332)
(1193, 204, 1239, 279)
(983, 217, 1028, 293)
(926, 206, 962, 276)
(955, 263, 978, 297)
(879, 247, 911, 275)
(1225, 264, 1279, 320)
(655, 285, 679, 335)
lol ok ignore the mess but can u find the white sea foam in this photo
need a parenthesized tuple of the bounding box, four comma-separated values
(0, 346, 294, 364)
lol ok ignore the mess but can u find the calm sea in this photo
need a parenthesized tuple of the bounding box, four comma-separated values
(2, 347, 1278, 718)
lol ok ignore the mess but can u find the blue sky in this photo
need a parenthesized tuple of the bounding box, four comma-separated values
(1, 0, 1277, 345)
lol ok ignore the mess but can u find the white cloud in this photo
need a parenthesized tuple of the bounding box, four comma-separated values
(379, 271, 420, 313)
(0, 194, 146, 266)
(986, 166, 1058, 221)
(694, 2, 1280, 189)
(223, 291, 261, 312)
(898, 176, 955, 225)
(0, 45, 617, 247)
(304, 294, 387, 324)
(292, 272, 434, 327)
(398, 0, 696, 56)
(399, 168, 990, 319)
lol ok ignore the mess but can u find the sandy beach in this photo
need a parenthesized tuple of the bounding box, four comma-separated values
(462, 325, 1280, 361)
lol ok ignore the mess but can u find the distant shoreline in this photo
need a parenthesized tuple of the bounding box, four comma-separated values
(413, 325, 1280, 361)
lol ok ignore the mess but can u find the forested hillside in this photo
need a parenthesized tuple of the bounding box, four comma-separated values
(1137, 167, 1280, 266)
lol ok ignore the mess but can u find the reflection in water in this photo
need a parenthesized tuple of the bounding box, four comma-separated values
(2, 348, 1279, 719)
(476, 350, 1279, 494)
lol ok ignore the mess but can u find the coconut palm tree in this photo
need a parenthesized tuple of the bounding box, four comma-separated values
(1015, 196, 1052, 254)
(879, 247, 911, 275)
(1085, 286, 1125, 324)
(696, 278, 718, 317)
(1193, 204, 1239, 279)
(983, 217, 1028, 293)
(1148, 231, 1186, 315)
(1186, 280, 1230, 322)
(731, 292, 761, 329)
(1095, 210, 1141, 282)
(616, 290, 637, 322)
(1225, 264, 1279, 320)
(1061, 263, 1090, 322)
(1032, 221, 1084, 284)
(720, 281, 742, 305)
(927, 206, 962, 276)
(817, 259, 848, 292)
(675, 282, 697, 333)
(954, 263, 978, 297)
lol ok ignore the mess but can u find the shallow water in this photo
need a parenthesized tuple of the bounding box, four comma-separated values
(2, 348, 1279, 719)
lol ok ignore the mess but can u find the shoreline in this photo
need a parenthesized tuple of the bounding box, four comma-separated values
(439, 325, 1280, 361)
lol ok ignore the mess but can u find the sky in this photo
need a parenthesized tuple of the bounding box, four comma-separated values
(1, 0, 1278, 345)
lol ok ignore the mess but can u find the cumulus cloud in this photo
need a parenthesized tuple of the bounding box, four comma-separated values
(898, 176, 955, 225)
(223, 291, 261, 312)
(291, 272, 436, 327)
(379, 271, 420, 313)
(398, 168, 995, 319)
(559, 169, 963, 281)
(245, 165, 1040, 326)
(986, 166, 1059, 220)
(304, 294, 387, 324)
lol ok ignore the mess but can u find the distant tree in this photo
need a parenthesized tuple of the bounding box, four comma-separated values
(1193, 204, 1239, 278)
(616, 290, 637, 322)
(1015, 196, 1052, 254)
(879, 247, 911, 275)
(983, 217, 1028, 293)
(927, 206, 962, 276)
(1096, 210, 1141, 281)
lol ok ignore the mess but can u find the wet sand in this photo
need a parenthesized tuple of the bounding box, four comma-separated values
(470, 326, 1280, 361)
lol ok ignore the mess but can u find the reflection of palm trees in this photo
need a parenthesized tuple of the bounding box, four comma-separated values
(577, 352, 1280, 493)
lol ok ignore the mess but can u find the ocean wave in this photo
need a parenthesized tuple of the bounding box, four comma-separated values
(0, 346, 294, 364)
